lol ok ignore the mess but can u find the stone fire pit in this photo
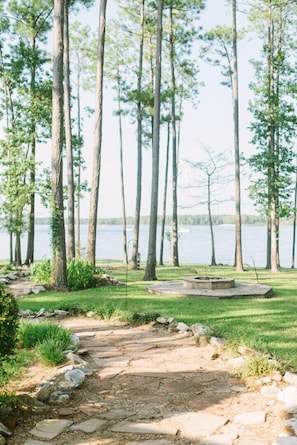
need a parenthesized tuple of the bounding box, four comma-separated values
(148, 275, 273, 299)
(183, 276, 235, 290)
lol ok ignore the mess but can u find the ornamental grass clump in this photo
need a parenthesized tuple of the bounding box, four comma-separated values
(18, 321, 73, 366)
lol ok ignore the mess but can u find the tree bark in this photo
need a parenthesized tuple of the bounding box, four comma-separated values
(143, 0, 163, 281)
(169, 4, 179, 268)
(51, 0, 68, 291)
(131, 0, 145, 270)
(232, 0, 243, 272)
(64, 0, 75, 260)
(87, 0, 107, 266)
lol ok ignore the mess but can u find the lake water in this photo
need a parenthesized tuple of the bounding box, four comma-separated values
(0, 224, 295, 268)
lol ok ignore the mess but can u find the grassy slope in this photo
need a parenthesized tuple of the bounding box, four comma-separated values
(17, 263, 297, 370)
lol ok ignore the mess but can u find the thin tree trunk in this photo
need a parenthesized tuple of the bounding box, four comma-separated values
(207, 175, 216, 266)
(291, 170, 297, 268)
(51, 0, 68, 291)
(169, 5, 179, 267)
(159, 120, 170, 266)
(116, 71, 128, 264)
(131, 0, 145, 269)
(143, 0, 163, 281)
(64, 0, 75, 260)
(25, 35, 37, 266)
(232, 0, 243, 272)
(87, 0, 107, 266)
(76, 70, 82, 258)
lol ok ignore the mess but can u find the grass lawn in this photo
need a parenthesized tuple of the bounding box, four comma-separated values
(17, 263, 297, 371)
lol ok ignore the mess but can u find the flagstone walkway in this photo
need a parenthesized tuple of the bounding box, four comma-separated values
(4, 317, 293, 445)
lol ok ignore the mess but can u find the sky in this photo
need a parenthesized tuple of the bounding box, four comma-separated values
(36, 0, 259, 219)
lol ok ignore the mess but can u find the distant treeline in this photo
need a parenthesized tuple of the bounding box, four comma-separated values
(31, 214, 295, 226)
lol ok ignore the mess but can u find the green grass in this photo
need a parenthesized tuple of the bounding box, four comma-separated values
(16, 262, 297, 371)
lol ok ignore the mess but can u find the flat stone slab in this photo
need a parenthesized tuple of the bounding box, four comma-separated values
(110, 420, 178, 436)
(70, 418, 108, 433)
(147, 280, 273, 299)
(30, 419, 73, 439)
(233, 411, 266, 425)
(23, 440, 52, 445)
(161, 412, 228, 439)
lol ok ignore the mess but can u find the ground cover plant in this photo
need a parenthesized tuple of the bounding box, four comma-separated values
(15, 263, 297, 371)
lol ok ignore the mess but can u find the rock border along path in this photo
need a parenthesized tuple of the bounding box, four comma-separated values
(4, 316, 297, 445)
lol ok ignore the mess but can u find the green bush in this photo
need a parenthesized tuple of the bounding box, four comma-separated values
(30, 259, 52, 285)
(0, 283, 19, 357)
(18, 321, 72, 349)
(67, 258, 97, 291)
(18, 321, 73, 366)
(36, 339, 67, 366)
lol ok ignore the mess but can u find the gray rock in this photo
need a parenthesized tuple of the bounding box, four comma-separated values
(48, 390, 73, 405)
(260, 385, 280, 399)
(233, 411, 266, 425)
(272, 438, 297, 445)
(285, 418, 297, 435)
(36, 308, 45, 317)
(0, 435, 5, 445)
(284, 372, 297, 387)
(35, 381, 55, 403)
(176, 322, 190, 332)
(20, 309, 35, 317)
(63, 368, 86, 388)
(53, 309, 69, 316)
(32, 286, 46, 294)
(277, 386, 297, 405)
(0, 421, 12, 437)
(210, 336, 226, 349)
(191, 323, 213, 338)
(30, 419, 73, 440)
(156, 316, 168, 324)
(70, 418, 108, 433)
(65, 351, 86, 364)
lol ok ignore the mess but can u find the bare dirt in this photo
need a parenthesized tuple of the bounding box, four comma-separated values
(2, 283, 289, 445)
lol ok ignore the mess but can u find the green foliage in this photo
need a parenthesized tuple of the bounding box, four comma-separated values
(18, 321, 73, 367)
(0, 350, 33, 387)
(129, 311, 160, 325)
(239, 354, 280, 380)
(18, 321, 72, 350)
(36, 339, 68, 366)
(67, 258, 97, 291)
(0, 283, 19, 357)
(30, 259, 52, 284)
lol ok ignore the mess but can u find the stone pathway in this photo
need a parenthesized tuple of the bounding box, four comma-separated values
(4, 317, 297, 445)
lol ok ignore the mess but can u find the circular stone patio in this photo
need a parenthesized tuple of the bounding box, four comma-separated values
(147, 280, 273, 299)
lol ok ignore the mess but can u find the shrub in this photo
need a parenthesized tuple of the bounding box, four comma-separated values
(18, 321, 72, 349)
(67, 258, 97, 291)
(0, 283, 19, 357)
(36, 339, 67, 366)
(18, 321, 73, 366)
(30, 259, 52, 285)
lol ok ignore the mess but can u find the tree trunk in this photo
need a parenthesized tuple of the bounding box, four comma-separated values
(143, 0, 163, 281)
(159, 120, 170, 266)
(291, 169, 297, 268)
(207, 175, 216, 266)
(232, 0, 243, 272)
(87, 0, 107, 266)
(25, 35, 37, 266)
(169, 5, 179, 268)
(76, 70, 82, 258)
(116, 71, 128, 264)
(131, 0, 145, 270)
(64, 0, 75, 260)
(51, 0, 68, 291)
